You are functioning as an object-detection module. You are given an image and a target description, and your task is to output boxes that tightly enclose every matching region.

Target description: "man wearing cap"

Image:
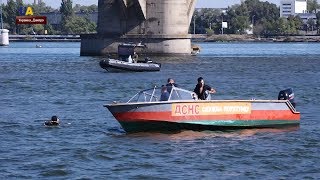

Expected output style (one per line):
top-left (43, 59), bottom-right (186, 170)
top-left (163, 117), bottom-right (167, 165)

top-left (193, 77), bottom-right (216, 100)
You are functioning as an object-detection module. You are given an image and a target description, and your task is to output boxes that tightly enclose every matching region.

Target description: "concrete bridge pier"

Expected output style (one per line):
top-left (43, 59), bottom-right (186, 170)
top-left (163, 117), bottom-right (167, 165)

top-left (81, 0), bottom-right (197, 56)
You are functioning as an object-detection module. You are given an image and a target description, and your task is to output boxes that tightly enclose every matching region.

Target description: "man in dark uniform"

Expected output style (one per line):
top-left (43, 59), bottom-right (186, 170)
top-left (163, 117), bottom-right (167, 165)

top-left (166, 78), bottom-right (178, 93)
top-left (193, 77), bottom-right (216, 100)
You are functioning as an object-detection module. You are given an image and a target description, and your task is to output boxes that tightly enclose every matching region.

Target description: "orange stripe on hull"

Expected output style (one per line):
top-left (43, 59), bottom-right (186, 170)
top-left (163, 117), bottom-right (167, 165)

top-left (114, 110), bottom-right (300, 122)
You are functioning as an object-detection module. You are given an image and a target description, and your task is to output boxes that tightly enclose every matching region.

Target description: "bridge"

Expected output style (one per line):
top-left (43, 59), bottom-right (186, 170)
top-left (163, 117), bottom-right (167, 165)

top-left (80, 0), bottom-right (198, 56)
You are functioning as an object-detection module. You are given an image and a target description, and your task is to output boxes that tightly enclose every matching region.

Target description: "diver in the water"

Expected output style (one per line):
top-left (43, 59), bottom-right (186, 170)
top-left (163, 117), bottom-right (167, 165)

top-left (44, 116), bottom-right (60, 126)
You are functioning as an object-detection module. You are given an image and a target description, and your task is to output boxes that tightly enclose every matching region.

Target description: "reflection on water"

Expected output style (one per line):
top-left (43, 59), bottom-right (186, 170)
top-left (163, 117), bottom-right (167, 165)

top-left (236, 126), bottom-right (300, 136)
top-left (123, 126), bottom-right (300, 141)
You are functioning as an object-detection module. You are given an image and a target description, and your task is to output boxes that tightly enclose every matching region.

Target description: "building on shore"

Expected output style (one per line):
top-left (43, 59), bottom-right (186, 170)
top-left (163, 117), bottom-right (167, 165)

top-left (0, 29), bottom-right (9, 46)
top-left (297, 13), bottom-right (317, 24)
top-left (280, 0), bottom-right (307, 18)
top-left (280, 0), bottom-right (318, 33)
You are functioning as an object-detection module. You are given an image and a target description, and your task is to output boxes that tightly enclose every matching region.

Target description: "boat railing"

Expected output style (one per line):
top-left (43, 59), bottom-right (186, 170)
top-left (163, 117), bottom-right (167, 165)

top-left (127, 86), bottom-right (160, 103)
top-left (168, 86), bottom-right (197, 101)
top-left (150, 86), bottom-right (157, 102)
top-left (286, 100), bottom-right (300, 113)
top-left (126, 86), bottom-right (196, 103)
top-left (205, 91), bottom-right (212, 100)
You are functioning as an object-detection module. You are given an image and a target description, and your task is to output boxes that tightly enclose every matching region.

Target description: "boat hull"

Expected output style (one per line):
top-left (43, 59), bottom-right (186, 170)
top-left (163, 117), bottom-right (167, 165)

top-left (118, 121), bottom-right (299, 133)
top-left (105, 100), bottom-right (300, 132)
top-left (100, 59), bottom-right (161, 72)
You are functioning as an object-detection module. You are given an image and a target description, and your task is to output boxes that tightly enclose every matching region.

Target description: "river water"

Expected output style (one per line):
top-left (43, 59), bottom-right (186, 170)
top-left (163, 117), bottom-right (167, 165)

top-left (0, 42), bottom-right (319, 179)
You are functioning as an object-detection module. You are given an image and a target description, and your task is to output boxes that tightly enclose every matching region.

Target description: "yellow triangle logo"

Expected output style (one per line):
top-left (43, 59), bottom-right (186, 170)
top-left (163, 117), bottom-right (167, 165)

top-left (25, 6), bottom-right (34, 16)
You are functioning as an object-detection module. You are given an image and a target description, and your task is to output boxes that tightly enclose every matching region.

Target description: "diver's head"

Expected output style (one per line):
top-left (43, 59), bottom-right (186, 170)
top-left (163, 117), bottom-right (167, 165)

top-left (51, 116), bottom-right (58, 122)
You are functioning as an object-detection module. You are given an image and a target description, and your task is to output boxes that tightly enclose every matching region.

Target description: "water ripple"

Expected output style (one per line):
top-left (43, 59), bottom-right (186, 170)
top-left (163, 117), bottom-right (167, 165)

top-left (0, 42), bottom-right (319, 179)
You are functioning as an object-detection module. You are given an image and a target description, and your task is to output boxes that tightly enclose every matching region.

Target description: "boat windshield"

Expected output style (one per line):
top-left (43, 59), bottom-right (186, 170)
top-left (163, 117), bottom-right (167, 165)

top-left (127, 86), bottom-right (197, 103)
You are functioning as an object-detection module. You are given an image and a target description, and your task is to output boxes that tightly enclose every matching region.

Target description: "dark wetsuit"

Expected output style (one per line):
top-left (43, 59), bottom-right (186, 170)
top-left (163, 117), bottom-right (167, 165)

top-left (160, 91), bottom-right (170, 101)
top-left (194, 84), bottom-right (212, 100)
top-left (44, 121), bottom-right (59, 126)
top-left (166, 83), bottom-right (178, 93)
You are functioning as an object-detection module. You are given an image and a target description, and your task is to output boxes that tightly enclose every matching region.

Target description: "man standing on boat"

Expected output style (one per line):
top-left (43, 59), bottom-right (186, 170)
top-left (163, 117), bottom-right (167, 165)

top-left (166, 78), bottom-right (178, 93)
top-left (127, 55), bottom-right (133, 63)
top-left (194, 77), bottom-right (216, 100)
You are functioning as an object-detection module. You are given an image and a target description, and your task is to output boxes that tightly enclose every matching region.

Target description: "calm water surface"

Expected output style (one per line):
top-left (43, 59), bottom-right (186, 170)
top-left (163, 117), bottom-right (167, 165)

top-left (0, 42), bottom-right (319, 179)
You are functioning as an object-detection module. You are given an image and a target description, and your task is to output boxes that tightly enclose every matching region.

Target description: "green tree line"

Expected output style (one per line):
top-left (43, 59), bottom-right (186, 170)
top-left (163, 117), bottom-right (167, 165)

top-left (0, 0), bottom-right (97, 35)
top-left (190, 0), bottom-right (320, 36)
top-left (2, 0), bottom-right (319, 36)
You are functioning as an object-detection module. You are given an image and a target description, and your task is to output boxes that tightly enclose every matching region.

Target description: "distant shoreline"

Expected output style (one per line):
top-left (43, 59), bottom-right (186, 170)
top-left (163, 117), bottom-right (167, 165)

top-left (10, 39), bottom-right (80, 42)
top-left (9, 35), bottom-right (80, 42)
top-left (192, 34), bottom-right (320, 43)
top-left (8, 34), bottom-right (320, 43)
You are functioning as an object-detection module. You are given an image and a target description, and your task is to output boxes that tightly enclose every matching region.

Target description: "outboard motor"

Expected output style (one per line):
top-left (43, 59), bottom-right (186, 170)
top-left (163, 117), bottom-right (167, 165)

top-left (278, 88), bottom-right (296, 108)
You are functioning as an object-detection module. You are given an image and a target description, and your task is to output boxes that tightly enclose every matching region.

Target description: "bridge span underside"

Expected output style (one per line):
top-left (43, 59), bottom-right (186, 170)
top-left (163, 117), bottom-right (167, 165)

top-left (81, 0), bottom-right (197, 56)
